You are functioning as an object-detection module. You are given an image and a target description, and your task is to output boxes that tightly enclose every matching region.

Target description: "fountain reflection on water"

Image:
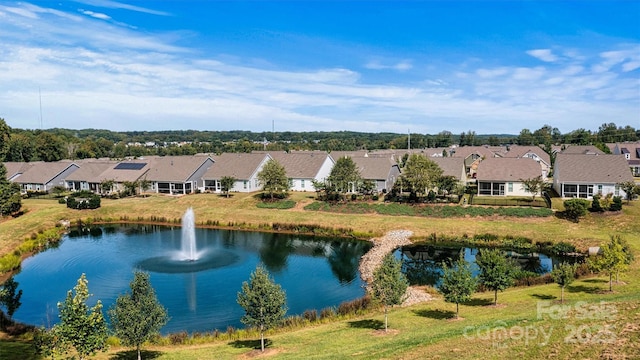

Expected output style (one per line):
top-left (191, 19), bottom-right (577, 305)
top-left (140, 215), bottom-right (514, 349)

top-left (137, 208), bottom-right (239, 273)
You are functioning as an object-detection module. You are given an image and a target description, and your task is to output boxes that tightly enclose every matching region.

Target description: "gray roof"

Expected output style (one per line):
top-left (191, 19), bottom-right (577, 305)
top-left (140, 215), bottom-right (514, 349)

top-left (2, 162), bottom-right (34, 180)
top-left (429, 157), bottom-right (466, 180)
top-left (64, 161), bottom-right (118, 183)
top-left (268, 151), bottom-right (332, 178)
top-left (145, 155), bottom-right (213, 182)
top-left (476, 157), bottom-right (541, 182)
top-left (561, 145), bottom-right (605, 155)
top-left (98, 159), bottom-right (151, 183)
top-left (554, 154), bottom-right (634, 183)
top-left (450, 145), bottom-right (502, 160)
top-left (503, 145), bottom-right (551, 165)
top-left (204, 153), bottom-right (269, 180)
top-left (350, 156), bottom-right (398, 180)
top-left (11, 161), bottom-right (79, 184)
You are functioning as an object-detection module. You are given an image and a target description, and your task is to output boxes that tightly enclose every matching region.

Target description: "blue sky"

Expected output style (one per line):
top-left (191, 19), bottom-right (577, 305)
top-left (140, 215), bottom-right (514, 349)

top-left (0, 1), bottom-right (638, 134)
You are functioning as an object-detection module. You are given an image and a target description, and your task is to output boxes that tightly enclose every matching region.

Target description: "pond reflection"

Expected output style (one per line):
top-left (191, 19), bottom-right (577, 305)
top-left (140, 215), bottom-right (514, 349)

top-left (13, 225), bottom-right (372, 334)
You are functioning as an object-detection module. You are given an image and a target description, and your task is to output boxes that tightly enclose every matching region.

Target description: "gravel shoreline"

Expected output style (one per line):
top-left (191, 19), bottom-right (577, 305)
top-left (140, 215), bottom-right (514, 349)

top-left (359, 230), bottom-right (433, 306)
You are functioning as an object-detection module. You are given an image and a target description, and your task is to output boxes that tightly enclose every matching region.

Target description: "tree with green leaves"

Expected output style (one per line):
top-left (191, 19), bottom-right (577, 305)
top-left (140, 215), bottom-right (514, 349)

top-left (475, 248), bottom-right (516, 306)
top-left (617, 181), bottom-right (638, 204)
top-left (220, 176), bottom-right (236, 198)
top-left (439, 255), bottom-right (476, 318)
top-left (0, 163), bottom-right (22, 217)
top-left (550, 263), bottom-right (576, 303)
top-left (54, 273), bottom-right (108, 360)
top-left (520, 175), bottom-right (549, 201)
top-left (588, 235), bottom-right (630, 292)
top-left (109, 271), bottom-right (168, 360)
top-left (237, 265), bottom-right (287, 352)
top-left (138, 178), bottom-right (151, 196)
top-left (100, 179), bottom-right (115, 195)
top-left (328, 156), bottom-right (361, 194)
top-left (257, 159), bottom-right (289, 200)
top-left (0, 277), bottom-right (22, 320)
top-left (401, 154), bottom-right (443, 200)
top-left (371, 253), bottom-right (409, 331)
top-left (0, 118), bottom-right (10, 161)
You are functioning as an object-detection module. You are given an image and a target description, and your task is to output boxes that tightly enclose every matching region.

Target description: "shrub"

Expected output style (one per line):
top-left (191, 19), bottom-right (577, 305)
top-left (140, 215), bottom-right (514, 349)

top-left (303, 309), bottom-right (318, 322)
top-left (256, 200), bottom-right (296, 209)
top-left (590, 194), bottom-right (604, 212)
top-left (609, 196), bottom-right (623, 211)
top-left (66, 191), bottom-right (101, 210)
top-left (563, 199), bottom-right (589, 222)
top-left (549, 242), bottom-right (577, 255)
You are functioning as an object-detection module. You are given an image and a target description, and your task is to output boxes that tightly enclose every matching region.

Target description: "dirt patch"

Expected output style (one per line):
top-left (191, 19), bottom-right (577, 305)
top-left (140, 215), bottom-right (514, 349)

top-left (372, 328), bottom-right (400, 336)
top-left (240, 348), bottom-right (283, 358)
top-left (446, 316), bottom-right (465, 322)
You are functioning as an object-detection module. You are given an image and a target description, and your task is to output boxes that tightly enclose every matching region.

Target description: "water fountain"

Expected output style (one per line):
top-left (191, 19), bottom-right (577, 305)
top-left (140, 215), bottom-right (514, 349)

top-left (136, 208), bottom-right (240, 273)
top-left (180, 208), bottom-right (198, 261)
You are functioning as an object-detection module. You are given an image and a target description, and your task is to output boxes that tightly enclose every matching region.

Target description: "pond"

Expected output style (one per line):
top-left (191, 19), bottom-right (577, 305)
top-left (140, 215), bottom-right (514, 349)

top-left (396, 244), bottom-right (582, 287)
top-left (11, 223), bottom-right (372, 334)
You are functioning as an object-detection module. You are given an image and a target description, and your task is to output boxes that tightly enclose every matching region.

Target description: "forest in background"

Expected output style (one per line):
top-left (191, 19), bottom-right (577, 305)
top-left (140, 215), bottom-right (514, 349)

top-left (0, 119), bottom-right (638, 162)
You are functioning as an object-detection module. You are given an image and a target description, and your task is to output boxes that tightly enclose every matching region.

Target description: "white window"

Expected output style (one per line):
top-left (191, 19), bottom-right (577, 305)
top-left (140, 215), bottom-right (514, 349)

top-left (508, 183), bottom-right (513, 192)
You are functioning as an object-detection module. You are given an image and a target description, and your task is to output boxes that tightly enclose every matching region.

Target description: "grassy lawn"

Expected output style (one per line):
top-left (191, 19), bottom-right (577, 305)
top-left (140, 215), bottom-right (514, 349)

top-left (1, 192), bottom-right (639, 359)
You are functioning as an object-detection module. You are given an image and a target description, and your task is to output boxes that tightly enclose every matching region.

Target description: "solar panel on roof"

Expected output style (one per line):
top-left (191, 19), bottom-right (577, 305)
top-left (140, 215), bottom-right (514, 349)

top-left (114, 162), bottom-right (147, 170)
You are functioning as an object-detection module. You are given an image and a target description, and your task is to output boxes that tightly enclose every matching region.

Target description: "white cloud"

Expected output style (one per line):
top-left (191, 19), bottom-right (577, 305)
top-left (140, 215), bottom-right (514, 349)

top-left (0, 2), bottom-right (638, 134)
top-left (526, 49), bottom-right (558, 62)
top-left (364, 59), bottom-right (413, 71)
top-left (80, 10), bottom-right (111, 20)
top-left (72, 0), bottom-right (170, 16)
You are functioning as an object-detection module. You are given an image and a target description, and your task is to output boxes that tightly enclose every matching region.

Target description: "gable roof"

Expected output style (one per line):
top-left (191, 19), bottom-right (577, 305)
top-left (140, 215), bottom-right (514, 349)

top-left (503, 145), bottom-right (551, 165)
top-left (2, 162), bottom-right (34, 181)
top-left (561, 145), bottom-right (605, 155)
top-left (11, 161), bottom-right (79, 184)
top-left (267, 151), bottom-right (332, 178)
top-left (350, 156), bottom-right (398, 180)
top-left (64, 161), bottom-right (118, 183)
top-left (145, 155), bottom-right (213, 182)
top-left (476, 157), bottom-right (541, 182)
top-left (204, 153), bottom-right (270, 180)
top-left (449, 145), bottom-right (501, 160)
top-left (429, 157), bottom-right (466, 180)
top-left (554, 154), bottom-right (634, 183)
top-left (97, 159), bottom-right (151, 183)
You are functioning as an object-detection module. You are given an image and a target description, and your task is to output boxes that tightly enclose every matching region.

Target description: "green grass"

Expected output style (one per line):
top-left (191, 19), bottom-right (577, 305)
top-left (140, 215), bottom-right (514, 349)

top-left (1, 193), bottom-right (640, 359)
top-left (256, 200), bottom-right (297, 209)
top-left (303, 201), bottom-right (553, 218)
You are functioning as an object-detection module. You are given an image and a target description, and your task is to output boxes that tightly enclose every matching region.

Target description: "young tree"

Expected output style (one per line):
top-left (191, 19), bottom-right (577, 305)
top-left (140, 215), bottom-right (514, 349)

top-left (327, 156), bottom-right (361, 194)
top-left (590, 194), bottom-right (604, 212)
top-left (550, 263), bottom-right (576, 303)
top-left (0, 277), bottom-right (23, 319)
top-left (220, 176), bottom-right (236, 198)
top-left (475, 249), bottom-right (516, 306)
top-left (55, 273), bottom-right (108, 360)
top-left (439, 255), bottom-right (476, 318)
top-left (138, 178), bottom-right (152, 196)
top-left (371, 253), bottom-right (409, 331)
top-left (617, 181), bottom-right (637, 204)
top-left (237, 265), bottom-right (287, 352)
top-left (257, 159), bottom-right (289, 200)
top-left (401, 154), bottom-right (443, 200)
top-left (100, 179), bottom-right (115, 195)
top-left (109, 271), bottom-right (168, 360)
top-left (588, 235), bottom-right (629, 292)
top-left (520, 175), bottom-right (549, 201)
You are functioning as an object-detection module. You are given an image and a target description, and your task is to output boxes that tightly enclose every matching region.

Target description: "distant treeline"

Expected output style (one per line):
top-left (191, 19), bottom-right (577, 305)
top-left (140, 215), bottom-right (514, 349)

top-left (0, 119), bottom-right (638, 162)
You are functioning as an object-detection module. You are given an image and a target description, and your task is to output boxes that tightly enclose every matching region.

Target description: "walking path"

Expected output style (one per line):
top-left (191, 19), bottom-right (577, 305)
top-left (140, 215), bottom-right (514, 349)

top-left (359, 230), bottom-right (433, 306)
